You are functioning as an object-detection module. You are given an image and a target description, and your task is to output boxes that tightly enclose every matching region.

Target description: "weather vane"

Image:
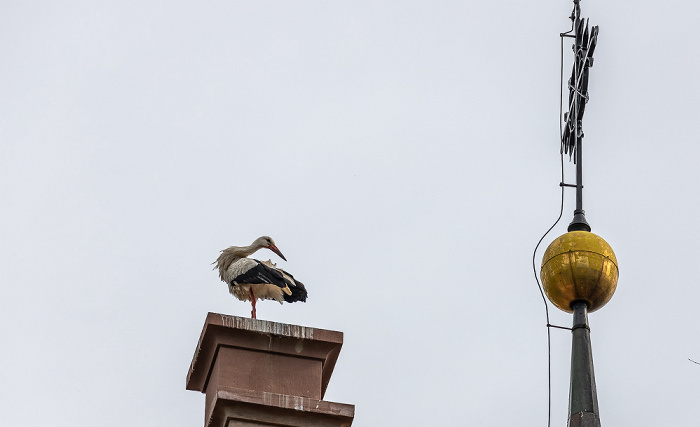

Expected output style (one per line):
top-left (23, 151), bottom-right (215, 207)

top-left (561, 0), bottom-right (598, 232)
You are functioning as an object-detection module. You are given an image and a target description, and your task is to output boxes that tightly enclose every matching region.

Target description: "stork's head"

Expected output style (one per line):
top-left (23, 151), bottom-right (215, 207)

top-left (253, 236), bottom-right (287, 261)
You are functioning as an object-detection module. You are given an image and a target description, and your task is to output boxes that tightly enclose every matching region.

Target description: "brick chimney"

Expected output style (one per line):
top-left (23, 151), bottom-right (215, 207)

top-left (187, 313), bottom-right (355, 426)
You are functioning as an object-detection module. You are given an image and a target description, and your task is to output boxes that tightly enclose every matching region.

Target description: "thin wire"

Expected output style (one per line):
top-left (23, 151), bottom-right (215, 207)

top-left (531, 167), bottom-right (563, 427)
top-left (531, 30), bottom-right (570, 427)
top-left (547, 323), bottom-right (572, 331)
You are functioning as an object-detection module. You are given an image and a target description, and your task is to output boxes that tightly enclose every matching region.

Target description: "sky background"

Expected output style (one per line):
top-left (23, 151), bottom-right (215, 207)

top-left (1, 1), bottom-right (698, 425)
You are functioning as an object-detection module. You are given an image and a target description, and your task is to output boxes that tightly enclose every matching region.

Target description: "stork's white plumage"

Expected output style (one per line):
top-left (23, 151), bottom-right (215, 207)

top-left (214, 236), bottom-right (307, 319)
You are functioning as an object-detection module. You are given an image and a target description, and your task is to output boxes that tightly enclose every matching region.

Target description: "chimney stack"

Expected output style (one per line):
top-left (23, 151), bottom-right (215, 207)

top-left (187, 313), bottom-right (355, 426)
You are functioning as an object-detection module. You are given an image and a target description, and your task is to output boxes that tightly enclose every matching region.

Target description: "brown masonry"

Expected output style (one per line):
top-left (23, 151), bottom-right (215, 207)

top-left (187, 313), bottom-right (355, 427)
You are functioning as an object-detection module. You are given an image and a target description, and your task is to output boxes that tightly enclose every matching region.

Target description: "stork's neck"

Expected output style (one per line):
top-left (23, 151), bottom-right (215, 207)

top-left (230, 243), bottom-right (263, 259)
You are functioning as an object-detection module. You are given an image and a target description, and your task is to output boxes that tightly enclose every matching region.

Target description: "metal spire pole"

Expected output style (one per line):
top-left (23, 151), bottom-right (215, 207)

top-left (568, 301), bottom-right (601, 427)
top-left (560, 1), bottom-right (603, 425)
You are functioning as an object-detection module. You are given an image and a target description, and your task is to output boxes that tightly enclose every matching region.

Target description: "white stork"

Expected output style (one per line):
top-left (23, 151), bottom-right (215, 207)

top-left (214, 236), bottom-right (307, 319)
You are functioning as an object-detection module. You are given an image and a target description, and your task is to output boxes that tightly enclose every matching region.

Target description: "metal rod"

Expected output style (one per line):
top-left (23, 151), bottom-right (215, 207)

top-left (568, 301), bottom-right (601, 427)
top-left (576, 138), bottom-right (583, 212)
top-left (567, 121), bottom-right (590, 231)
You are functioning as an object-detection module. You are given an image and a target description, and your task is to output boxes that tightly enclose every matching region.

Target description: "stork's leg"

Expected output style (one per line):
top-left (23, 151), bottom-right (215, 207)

top-left (250, 288), bottom-right (257, 319)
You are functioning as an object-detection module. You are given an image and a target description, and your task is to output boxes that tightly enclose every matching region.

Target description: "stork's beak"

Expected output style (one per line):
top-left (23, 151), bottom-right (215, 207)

top-left (268, 244), bottom-right (287, 261)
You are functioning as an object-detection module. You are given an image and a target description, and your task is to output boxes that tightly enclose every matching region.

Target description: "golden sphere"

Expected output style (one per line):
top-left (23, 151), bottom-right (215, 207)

top-left (540, 231), bottom-right (619, 313)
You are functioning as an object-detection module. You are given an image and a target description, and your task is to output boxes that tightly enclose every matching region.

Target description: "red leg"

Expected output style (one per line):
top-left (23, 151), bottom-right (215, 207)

top-left (250, 288), bottom-right (257, 319)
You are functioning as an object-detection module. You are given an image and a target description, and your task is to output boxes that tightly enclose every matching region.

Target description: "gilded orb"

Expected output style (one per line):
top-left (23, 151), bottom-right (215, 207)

top-left (540, 231), bottom-right (618, 313)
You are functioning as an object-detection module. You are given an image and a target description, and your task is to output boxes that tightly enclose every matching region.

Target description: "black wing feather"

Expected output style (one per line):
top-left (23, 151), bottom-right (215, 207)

top-left (232, 261), bottom-right (289, 287)
top-left (231, 261), bottom-right (308, 303)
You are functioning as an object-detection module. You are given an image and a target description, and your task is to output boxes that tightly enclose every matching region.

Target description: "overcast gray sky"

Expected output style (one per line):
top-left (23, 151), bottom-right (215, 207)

top-left (1, 1), bottom-right (698, 425)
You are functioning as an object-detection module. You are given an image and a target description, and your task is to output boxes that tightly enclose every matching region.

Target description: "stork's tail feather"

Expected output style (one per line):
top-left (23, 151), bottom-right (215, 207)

top-left (283, 280), bottom-right (308, 303)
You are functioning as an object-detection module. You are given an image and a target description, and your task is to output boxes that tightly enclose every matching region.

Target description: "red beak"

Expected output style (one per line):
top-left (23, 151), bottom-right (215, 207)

top-left (268, 244), bottom-right (287, 261)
